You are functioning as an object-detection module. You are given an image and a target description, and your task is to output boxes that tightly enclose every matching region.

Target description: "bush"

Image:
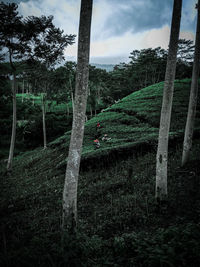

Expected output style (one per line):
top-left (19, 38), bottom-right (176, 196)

top-left (112, 223), bottom-right (200, 266)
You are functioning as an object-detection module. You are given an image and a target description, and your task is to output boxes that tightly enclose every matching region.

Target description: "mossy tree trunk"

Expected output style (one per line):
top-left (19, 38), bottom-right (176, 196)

top-left (182, 0), bottom-right (200, 166)
top-left (155, 0), bottom-right (182, 201)
top-left (62, 0), bottom-right (93, 232)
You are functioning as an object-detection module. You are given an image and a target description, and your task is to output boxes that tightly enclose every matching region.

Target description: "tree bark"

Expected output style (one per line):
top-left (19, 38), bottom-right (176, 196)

top-left (155, 0), bottom-right (182, 201)
top-left (7, 73), bottom-right (17, 171)
top-left (182, 0), bottom-right (200, 166)
top-left (62, 0), bottom-right (93, 232)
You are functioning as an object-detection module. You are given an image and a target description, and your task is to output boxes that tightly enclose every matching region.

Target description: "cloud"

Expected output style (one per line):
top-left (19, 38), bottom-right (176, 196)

top-left (89, 26), bottom-right (195, 63)
top-left (142, 26), bottom-right (194, 50)
top-left (5, 0), bottom-right (196, 64)
top-left (18, 0), bottom-right (80, 35)
top-left (181, 0), bottom-right (197, 32)
top-left (101, 0), bottom-right (174, 37)
top-left (1, 0), bottom-right (29, 3)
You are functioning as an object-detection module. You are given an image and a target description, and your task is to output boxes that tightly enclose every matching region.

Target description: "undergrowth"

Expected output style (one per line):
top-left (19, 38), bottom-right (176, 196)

top-left (1, 79), bottom-right (200, 266)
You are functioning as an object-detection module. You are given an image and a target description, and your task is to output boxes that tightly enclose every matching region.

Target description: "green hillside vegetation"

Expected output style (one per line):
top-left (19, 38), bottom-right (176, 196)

top-left (1, 79), bottom-right (200, 266)
top-left (16, 93), bottom-right (73, 114)
top-left (51, 79), bottom-right (200, 165)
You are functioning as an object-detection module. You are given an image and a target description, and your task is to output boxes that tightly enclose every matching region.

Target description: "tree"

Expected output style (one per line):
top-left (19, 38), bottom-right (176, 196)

top-left (62, 0), bottom-right (93, 232)
top-left (155, 0), bottom-right (182, 201)
top-left (49, 63), bottom-right (76, 116)
top-left (177, 39), bottom-right (194, 63)
top-left (87, 65), bottom-right (108, 116)
top-left (0, 2), bottom-right (25, 171)
top-left (176, 39), bottom-right (194, 79)
top-left (25, 19), bottom-right (75, 149)
top-left (0, 2), bottom-right (75, 169)
top-left (182, 1), bottom-right (200, 166)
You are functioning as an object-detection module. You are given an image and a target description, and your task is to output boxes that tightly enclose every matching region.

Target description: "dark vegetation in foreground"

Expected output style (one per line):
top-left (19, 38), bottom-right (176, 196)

top-left (0, 79), bottom-right (200, 266)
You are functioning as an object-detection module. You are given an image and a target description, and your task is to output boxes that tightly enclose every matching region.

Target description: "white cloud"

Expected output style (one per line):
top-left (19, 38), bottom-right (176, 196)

top-left (91, 0), bottom-right (114, 40)
top-left (89, 26), bottom-right (195, 63)
top-left (17, 0), bottom-right (196, 64)
top-left (142, 26), bottom-right (170, 49)
top-left (19, 0), bottom-right (80, 35)
top-left (181, 0), bottom-right (197, 30)
top-left (90, 31), bottom-right (145, 58)
top-left (142, 25), bottom-right (194, 50)
top-left (19, 1), bottom-right (42, 17)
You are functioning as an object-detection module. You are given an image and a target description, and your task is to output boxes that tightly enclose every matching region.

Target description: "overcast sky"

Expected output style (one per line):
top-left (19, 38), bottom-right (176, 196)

top-left (3, 0), bottom-right (197, 64)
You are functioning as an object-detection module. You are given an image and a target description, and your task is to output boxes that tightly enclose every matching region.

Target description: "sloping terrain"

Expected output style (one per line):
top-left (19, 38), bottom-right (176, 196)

top-left (50, 79), bottom-right (200, 168)
top-left (0, 78), bottom-right (200, 266)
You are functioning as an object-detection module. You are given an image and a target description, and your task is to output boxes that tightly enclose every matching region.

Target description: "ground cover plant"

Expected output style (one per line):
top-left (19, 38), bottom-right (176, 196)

top-left (0, 78), bottom-right (200, 266)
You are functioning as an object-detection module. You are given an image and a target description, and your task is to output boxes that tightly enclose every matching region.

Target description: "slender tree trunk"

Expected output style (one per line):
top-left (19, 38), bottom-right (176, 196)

top-left (67, 103), bottom-right (69, 117)
top-left (42, 94), bottom-right (47, 149)
top-left (97, 87), bottom-right (101, 104)
top-left (157, 71), bottom-right (161, 83)
top-left (62, 0), bottom-right (93, 232)
top-left (26, 82), bottom-right (28, 94)
top-left (90, 106), bottom-right (93, 117)
top-left (7, 72), bottom-right (17, 171)
top-left (155, 0), bottom-right (182, 201)
top-left (69, 76), bottom-right (75, 116)
top-left (144, 69), bottom-right (147, 87)
top-left (22, 79), bottom-right (24, 103)
top-left (182, 1), bottom-right (200, 166)
top-left (71, 92), bottom-right (74, 116)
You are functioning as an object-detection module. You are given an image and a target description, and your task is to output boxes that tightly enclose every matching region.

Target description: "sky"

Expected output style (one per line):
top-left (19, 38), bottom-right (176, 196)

top-left (3, 0), bottom-right (197, 64)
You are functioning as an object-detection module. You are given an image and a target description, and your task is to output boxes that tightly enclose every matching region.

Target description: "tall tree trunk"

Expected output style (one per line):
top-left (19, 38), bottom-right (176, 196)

top-left (42, 94), bottom-right (47, 149)
top-left (26, 82), bottom-right (28, 94)
top-left (182, 1), bottom-right (200, 166)
top-left (69, 75), bottom-right (75, 116)
top-left (62, 0), bottom-right (93, 232)
top-left (90, 106), bottom-right (93, 117)
top-left (67, 103), bottom-right (69, 117)
top-left (155, 0), bottom-right (182, 201)
top-left (71, 92), bottom-right (74, 116)
top-left (22, 78), bottom-right (24, 103)
top-left (7, 72), bottom-right (17, 171)
top-left (157, 71), bottom-right (161, 83)
top-left (144, 69), bottom-right (147, 87)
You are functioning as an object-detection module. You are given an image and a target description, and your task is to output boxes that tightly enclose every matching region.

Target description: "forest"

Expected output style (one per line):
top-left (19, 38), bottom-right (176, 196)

top-left (0, 0), bottom-right (200, 266)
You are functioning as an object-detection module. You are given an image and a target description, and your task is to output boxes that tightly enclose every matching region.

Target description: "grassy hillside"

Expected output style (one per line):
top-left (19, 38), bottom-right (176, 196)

top-left (51, 79), bottom-right (200, 166)
top-left (1, 79), bottom-right (200, 266)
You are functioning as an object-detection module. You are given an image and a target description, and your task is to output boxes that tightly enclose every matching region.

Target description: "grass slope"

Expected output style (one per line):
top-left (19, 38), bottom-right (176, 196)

top-left (1, 79), bottom-right (200, 266)
top-left (51, 79), bottom-right (200, 167)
